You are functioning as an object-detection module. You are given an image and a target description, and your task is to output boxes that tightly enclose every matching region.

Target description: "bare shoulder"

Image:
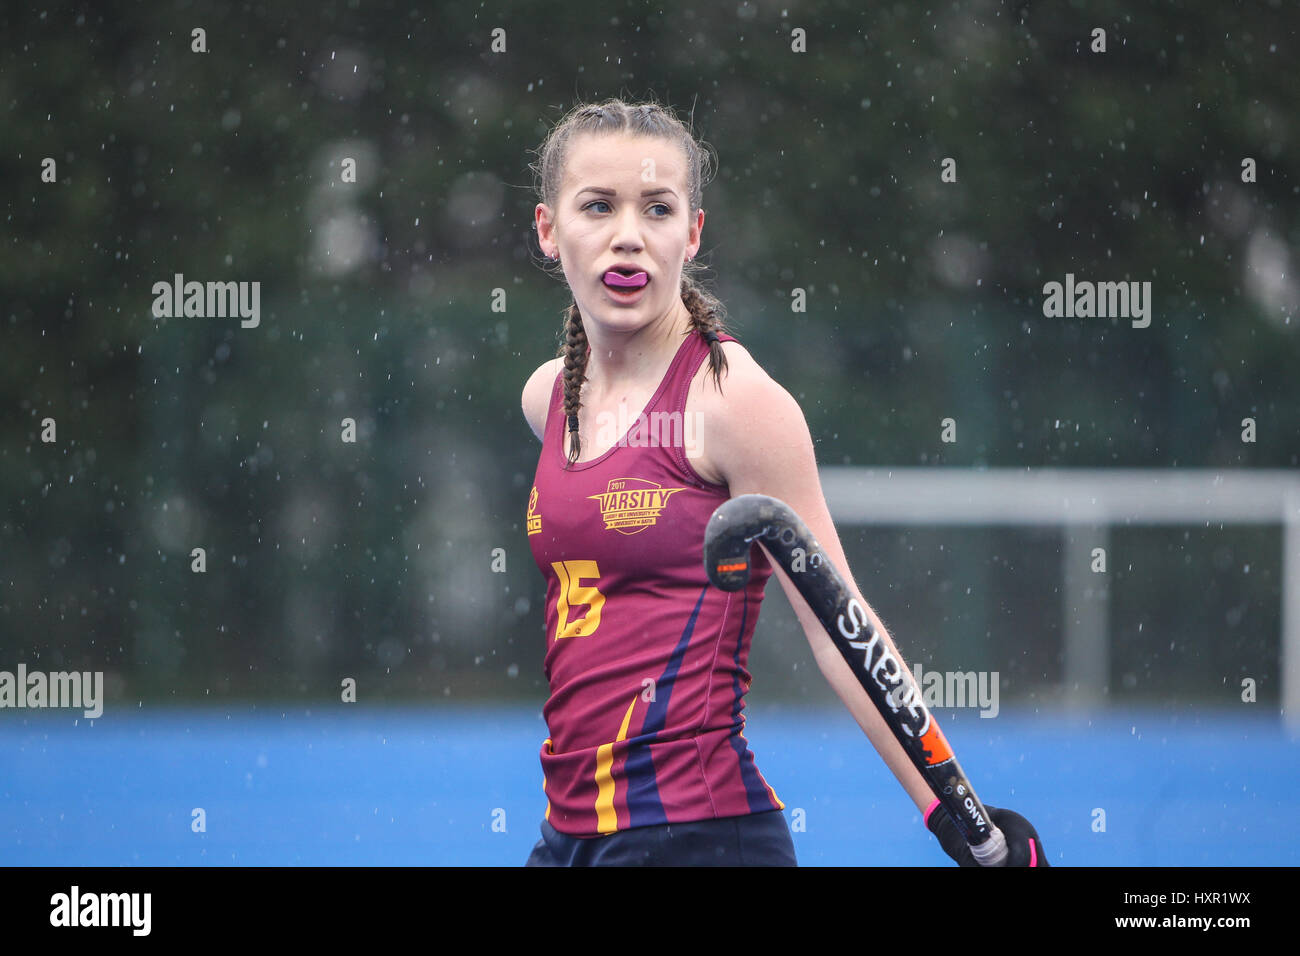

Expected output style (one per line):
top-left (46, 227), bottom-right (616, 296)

top-left (522, 357), bottom-right (563, 441)
top-left (688, 340), bottom-right (769, 409)
top-left (687, 339), bottom-right (808, 487)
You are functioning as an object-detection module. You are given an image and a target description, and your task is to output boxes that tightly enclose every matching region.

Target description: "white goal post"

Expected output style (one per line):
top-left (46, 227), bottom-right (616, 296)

top-left (819, 467), bottom-right (1300, 731)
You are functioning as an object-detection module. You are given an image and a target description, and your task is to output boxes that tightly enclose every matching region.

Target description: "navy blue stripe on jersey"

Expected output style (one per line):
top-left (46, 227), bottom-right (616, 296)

top-left (625, 584), bottom-right (708, 827)
top-left (727, 587), bottom-right (778, 812)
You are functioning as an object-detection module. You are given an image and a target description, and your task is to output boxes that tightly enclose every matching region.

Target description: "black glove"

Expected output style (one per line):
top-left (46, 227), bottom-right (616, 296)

top-left (925, 801), bottom-right (1049, 867)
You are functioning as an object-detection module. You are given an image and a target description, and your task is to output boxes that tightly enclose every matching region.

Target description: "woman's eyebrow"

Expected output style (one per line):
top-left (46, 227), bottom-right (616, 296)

top-left (576, 186), bottom-right (678, 198)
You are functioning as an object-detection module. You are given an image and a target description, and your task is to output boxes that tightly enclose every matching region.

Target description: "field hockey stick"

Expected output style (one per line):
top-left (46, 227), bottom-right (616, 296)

top-left (703, 493), bottom-right (1009, 866)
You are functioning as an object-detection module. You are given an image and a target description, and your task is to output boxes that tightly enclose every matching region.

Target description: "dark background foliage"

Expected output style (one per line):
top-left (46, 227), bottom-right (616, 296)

top-left (2, 0), bottom-right (1294, 708)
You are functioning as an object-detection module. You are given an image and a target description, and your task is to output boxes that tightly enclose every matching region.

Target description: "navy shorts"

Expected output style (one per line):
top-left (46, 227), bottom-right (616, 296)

top-left (524, 809), bottom-right (797, 866)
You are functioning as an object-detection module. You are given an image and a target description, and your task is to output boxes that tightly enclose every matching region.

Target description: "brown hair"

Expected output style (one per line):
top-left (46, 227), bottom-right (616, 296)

top-left (530, 96), bottom-right (730, 467)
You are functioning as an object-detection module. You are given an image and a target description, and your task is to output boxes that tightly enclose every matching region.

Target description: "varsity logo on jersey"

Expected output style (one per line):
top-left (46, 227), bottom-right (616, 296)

top-left (527, 485), bottom-right (542, 535)
top-left (587, 477), bottom-right (686, 535)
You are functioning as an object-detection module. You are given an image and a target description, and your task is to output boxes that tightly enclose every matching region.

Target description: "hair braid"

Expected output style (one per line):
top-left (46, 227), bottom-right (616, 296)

top-left (558, 304), bottom-right (589, 466)
top-left (680, 280), bottom-right (729, 394)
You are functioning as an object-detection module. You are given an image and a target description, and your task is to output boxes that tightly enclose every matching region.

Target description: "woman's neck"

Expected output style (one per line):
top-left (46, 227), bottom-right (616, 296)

top-left (580, 301), bottom-right (693, 398)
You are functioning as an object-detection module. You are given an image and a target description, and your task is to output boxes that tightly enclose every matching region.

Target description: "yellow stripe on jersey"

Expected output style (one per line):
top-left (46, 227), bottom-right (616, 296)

top-left (543, 738), bottom-right (552, 821)
top-left (593, 694), bottom-right (639, 834)
top-left (739, 722), bottom-right (785, 810)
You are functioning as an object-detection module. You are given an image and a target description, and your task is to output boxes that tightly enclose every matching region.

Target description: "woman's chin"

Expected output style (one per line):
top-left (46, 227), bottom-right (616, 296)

top-left (579, 293), bottom-right (660, 328)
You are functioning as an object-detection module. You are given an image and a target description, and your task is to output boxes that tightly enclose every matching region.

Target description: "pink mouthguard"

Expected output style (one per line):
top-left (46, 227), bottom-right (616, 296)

top-left (604, 270), bottom-right (649, 289)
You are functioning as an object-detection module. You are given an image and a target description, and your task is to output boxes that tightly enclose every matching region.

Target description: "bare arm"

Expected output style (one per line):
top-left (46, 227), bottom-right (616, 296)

top-left (521, 358), bottom-right (562, 442)
top-left (704, 346), bottom-right (935, 815)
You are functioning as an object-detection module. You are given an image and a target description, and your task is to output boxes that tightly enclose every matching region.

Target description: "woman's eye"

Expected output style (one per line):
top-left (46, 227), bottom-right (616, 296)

top-left (583, 200), bottom-right (672, 217)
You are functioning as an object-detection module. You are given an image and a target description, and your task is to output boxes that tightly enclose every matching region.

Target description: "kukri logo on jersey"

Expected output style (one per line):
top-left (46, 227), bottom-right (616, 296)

top-left (527, 486), bottom-right (542, 535)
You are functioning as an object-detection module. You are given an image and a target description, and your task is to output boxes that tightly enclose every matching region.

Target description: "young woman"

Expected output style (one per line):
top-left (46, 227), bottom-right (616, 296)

top-left (520, 98), bottom-right (1047, 866)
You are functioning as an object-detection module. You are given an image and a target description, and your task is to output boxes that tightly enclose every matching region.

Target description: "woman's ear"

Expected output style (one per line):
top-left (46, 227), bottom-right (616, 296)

top-left (686, 207), bottom-right (706, 260)
top-left (535, 203), bottom-right (558, 257)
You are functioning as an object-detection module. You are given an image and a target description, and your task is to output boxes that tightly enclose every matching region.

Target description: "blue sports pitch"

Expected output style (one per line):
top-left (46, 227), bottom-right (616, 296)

top-left (2, 704), bottom-right (1295, 866)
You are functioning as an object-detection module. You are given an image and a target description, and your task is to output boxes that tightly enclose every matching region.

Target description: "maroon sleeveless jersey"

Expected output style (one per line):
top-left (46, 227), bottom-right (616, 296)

top-left (527, 328), bottom-right (784, 837)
